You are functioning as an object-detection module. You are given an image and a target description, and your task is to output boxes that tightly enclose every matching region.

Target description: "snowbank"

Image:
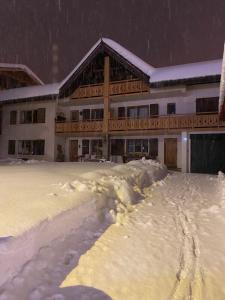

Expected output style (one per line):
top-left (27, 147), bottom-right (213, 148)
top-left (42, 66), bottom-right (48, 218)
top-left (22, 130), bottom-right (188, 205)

top-left (0, 160), bottom-right (167, 286)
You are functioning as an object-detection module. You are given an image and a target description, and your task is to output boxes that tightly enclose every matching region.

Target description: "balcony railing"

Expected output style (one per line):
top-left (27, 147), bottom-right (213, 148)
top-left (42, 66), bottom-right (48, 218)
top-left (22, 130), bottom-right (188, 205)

top-left (109, 114), bottom-right (225, 131)
top-left (55, 120), bottom-right (103, 133)
top-left (56, 114), bottom-right (225, 134)
top-left (72, 79), bottom-right (150, 99)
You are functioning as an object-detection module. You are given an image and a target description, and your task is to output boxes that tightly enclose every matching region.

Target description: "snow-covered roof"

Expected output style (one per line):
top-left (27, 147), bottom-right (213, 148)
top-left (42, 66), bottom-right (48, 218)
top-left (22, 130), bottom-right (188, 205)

top-left (150, 59), bottom-right (222, 83)
top-left (59, 38), bottom-right (155, 89)
top-left (0, 63), bottom-right (44, 85)
top-left (219, 44), bottom-right (225, 114)
top-left (0, 83), bottom-right (59, 102)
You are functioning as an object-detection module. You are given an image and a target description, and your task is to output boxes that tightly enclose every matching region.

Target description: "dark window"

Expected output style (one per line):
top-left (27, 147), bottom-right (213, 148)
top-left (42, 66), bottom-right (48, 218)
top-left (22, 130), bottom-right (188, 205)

top-left (91, 140), bottom-right (103, 156)
top-left (18, 140), bottom-right (32, 155)
top-left (71, 110), bottom-right (79, 122)
top-left (33, 140), bottom-right (45, 155)
top-left (20, 111), bottom-right (32, 124)
top-left (150, 104), bottom-right (159, 117)
top-left (17, 140), bottom-right (45, 155)
top-left (33, 108), bottom-right (45, 123)
top-left (127, 139), bottom-right (148, 154)
top-left (10, 111), bottom-right (17, 124)
top-left (118, 107), bottom-right (126, 119)
top-left (196, 97), bottom-right (219, 114)
top-left (111, 139), bottom-right (125, 155)
top-left (167, 103), bottom-right (176, 115)
top-left (138, 106), bottom-right (149, 118)
top-left (8, 140), bottom-right (16, 155)
top-left (127, 106), bottom-right (149, 119)
top-left (82, 109), bottom-right (90, 121)
top-left (82, 140), bottom-right (89, 155)
top-left (91, 109), bottom-right (104, 121)
top-left (149, 139), bottom-right (158, 159)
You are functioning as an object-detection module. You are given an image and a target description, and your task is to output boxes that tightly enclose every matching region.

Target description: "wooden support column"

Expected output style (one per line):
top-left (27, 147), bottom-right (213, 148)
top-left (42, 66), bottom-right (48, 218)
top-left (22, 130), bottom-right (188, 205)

top-left (103, 56), bottom-right (110, 159)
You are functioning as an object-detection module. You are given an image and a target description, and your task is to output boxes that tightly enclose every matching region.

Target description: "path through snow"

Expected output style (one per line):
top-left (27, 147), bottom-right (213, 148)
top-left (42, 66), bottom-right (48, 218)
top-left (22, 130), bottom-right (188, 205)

top-left (1, 172), bottom-right (225, 299)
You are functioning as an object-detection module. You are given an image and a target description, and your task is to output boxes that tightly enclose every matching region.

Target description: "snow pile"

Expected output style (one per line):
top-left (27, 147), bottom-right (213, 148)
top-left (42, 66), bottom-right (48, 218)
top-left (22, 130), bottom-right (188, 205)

top-left (0, 160), bottom-right (167, 287)
top-left (69, 159), bottom-right (167, 223)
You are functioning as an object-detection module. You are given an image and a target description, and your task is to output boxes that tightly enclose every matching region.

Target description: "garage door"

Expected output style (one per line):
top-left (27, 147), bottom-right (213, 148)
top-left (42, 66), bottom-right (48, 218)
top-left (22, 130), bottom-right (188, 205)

top-left (191, 134), bottom-right (225, 174)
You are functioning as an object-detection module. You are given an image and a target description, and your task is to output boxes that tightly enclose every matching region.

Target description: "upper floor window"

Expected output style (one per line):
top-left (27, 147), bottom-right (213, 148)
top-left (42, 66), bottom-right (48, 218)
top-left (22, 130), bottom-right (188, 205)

top-left (196, 97), bottom-right (219, 114)
top-left (91, 109), bottom-right (104, 121)
top-left (20, 108), bottom-right (45, 124)
top-left (167, 103), bottom-right (176, 115)
top-left (150, 104), bottom-right (159, 117)
top-left (71, 110), bottom-right (79, 122)
top-left (10, 111), bottom-right (17, 124)
top-left (127, 106), bottom-right (149, 119)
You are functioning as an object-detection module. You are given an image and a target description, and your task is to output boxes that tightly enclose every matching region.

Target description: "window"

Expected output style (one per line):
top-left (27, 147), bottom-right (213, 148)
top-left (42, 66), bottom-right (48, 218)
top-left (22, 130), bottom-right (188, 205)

top-left (149, 139), bottom-right (158, 159)
top-left (118, 107), bottom-right (125, 119)
top-left (20, 110), bottom-right (32, 124)
top-left (127, 106), bottom-right (149, 119)
top-left (167, 103), bottom-right (176, 115)
top-left (138, 106), bottom-right (149, 118)
top-left (71, 110), bottom-right (79, 122)
top-left (33, 140), bottom-right (45, 155)
top-left (82, 140), bottom-right (89, 155)
top-left (10, 111), bottom-right (17, 124)
top-left (8, 140), bottom-right (16, 155)
top-left (127, 139), bottom-right (148, 154)
top-left (18, 140), bottom-right (32, 155)
top-left (150, 104), bottom-right (159, 117)
top-left (91, 109), bottom-right (104, 121)
top-left (91, 140), bottom-right (103, 156)
top-left (20, 108), bottom-right (45, 124)
top-left (18, 140), bottom-right (45, 155)
top-left (82, 109), bottom-right (90, 121)
top-left (111, 139), bottom-right (125, 155)
top-left (196, 97), bottom-right (219, 114)
top-left (33, 108), bottom-right (45, 123)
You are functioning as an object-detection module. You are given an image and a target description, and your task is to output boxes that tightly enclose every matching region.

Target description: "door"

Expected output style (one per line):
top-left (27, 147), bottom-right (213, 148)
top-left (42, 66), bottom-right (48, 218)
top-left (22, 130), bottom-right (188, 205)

top-left (191, 134), bottom-right (225, 174)
top-left (69, 140), bottom-right (78, 161)
top-left (164, 138), bottom-right (177, 168)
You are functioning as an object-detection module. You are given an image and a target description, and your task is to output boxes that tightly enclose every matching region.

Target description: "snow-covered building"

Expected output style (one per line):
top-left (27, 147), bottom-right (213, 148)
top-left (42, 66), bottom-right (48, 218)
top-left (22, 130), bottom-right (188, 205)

top-left (0, 38), bottom-right (224, 173)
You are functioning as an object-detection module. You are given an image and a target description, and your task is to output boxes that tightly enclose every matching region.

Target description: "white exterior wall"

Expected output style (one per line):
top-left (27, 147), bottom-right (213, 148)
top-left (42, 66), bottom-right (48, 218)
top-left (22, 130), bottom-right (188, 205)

top-left (0, 100), bottom-right (56, 161)
top-left (58, 83), bottom-right (219, 120)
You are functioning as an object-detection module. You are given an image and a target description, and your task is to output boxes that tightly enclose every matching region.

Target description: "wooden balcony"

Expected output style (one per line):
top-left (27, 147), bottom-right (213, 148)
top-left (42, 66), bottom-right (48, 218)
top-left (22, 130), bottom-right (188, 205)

top-left (109, 114), bottom-right (225, 132)
top-left (56, 114), bottom-right (225, 135)
top-left (72, 79), bottom-right (150, 99)
top-left (55, 121), bottom-right (103, 134)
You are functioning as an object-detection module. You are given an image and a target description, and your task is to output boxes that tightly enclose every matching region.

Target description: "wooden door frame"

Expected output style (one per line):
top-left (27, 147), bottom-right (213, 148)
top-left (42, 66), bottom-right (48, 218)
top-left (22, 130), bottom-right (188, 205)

top-left (164, 138), bottom-right (177, 168)
top-left (69, 139), bottom-right (79, 162)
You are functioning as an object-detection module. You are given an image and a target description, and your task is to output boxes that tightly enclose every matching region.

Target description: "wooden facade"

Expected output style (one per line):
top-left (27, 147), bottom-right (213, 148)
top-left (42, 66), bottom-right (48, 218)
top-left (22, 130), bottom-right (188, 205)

top-left (71, 79), bottom-right (150, 99)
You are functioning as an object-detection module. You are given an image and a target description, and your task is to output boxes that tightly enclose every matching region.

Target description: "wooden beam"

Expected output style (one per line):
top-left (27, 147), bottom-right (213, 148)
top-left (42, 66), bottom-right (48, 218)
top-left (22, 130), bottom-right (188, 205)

top-left (103, 56), bottom-right (110, 133)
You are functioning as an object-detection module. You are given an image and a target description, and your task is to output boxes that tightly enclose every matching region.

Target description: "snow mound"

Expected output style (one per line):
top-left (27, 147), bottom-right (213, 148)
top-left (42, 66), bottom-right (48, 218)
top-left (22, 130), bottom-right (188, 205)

top-left (70, 159), bottom-right (167, 223)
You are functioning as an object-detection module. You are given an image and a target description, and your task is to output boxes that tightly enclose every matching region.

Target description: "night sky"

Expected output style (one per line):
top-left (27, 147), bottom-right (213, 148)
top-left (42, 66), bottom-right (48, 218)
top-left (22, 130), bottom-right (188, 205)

top-left (0, 0), bottom-right (224, 83)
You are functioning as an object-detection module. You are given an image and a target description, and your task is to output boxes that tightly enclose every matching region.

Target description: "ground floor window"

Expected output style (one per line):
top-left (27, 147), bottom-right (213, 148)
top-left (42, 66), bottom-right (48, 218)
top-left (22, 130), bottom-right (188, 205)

top-left (149, 138), bottom-right (158, 159)
top-left (82, 140), bottom-right (90, 155)
top-left (18, 140), bottom-right (45, 155)
top-left (91, 140), bottom-right (103, 156)
top-left (127, 139), bottom-right (148, 154)
top-left (8, 140), bottom-right (16, 155)
top-left (111, 139), bottom-right (125, 155)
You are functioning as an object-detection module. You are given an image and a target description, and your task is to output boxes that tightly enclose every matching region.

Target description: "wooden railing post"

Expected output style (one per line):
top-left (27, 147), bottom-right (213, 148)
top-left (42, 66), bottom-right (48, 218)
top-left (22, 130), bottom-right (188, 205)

top-left (103, 56), bottom-right (110, 159)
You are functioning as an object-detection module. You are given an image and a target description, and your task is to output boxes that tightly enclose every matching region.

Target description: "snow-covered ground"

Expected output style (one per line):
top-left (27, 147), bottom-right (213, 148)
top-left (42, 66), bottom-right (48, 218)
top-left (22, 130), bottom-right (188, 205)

top-left (1, 161), bottom-right (225, 299)
top-left (0, 159), bottom-right (166, 294)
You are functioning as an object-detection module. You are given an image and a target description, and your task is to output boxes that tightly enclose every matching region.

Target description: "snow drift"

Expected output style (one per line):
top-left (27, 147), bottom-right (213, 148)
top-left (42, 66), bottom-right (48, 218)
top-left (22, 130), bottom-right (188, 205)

top-left (0, 159), bottom-right (167, 286)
